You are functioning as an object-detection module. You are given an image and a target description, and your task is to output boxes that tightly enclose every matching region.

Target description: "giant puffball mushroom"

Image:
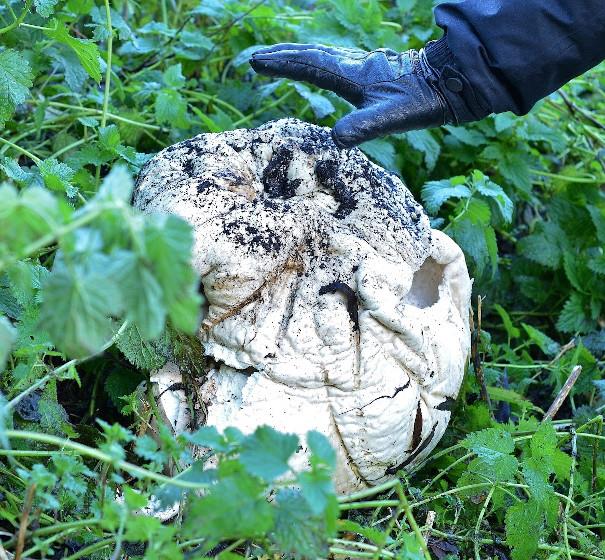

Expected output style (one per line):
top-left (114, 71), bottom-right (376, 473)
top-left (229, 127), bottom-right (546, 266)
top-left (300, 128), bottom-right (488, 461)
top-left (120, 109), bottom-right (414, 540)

top-left (133, 118), bottom-right (472, 493)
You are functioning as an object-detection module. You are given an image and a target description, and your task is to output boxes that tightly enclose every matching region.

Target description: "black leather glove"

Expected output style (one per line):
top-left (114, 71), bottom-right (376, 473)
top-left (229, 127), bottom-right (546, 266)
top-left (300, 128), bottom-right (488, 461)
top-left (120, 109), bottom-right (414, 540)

top-left (249, 37), bottom-right (490, 148)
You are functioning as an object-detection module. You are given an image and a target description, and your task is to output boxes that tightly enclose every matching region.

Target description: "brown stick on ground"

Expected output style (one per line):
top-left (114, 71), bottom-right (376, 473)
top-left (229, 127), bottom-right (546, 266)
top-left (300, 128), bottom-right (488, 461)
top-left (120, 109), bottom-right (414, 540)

top-left (471, 296), bottom-right (492, 415)
top-left (543, 365), bottom-right (583, 422)
top-left (14, 483), bottom-right (36, 560)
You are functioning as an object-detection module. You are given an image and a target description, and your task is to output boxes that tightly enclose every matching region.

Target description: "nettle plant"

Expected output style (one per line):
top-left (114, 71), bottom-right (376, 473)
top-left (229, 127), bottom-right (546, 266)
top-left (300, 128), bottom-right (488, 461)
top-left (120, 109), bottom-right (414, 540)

top-left (0, 0), bottom-right (604, 558)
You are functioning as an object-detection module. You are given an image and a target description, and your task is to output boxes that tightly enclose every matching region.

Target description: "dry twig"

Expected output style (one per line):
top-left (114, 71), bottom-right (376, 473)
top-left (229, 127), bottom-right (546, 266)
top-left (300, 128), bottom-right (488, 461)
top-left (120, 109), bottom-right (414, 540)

top-left (543, 365), bottom-right (583, 421)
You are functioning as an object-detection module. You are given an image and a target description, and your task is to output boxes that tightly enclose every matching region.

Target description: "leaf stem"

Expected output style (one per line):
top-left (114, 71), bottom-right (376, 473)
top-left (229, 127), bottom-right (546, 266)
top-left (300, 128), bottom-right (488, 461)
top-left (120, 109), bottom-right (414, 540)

top-left (3, 430), bottom-right (210, 489)
top-left (100, 0), bottom-right (113, 129)
top-left (0, 0), bottom-right (32, 35)
top-left (0, 137), bottom-right (42, 164)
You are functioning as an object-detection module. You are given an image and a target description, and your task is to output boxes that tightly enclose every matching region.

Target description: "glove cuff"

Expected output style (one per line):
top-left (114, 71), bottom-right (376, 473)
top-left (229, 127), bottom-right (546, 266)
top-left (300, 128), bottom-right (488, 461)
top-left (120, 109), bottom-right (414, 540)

top-left (423, 36), bottom-right (491, 124)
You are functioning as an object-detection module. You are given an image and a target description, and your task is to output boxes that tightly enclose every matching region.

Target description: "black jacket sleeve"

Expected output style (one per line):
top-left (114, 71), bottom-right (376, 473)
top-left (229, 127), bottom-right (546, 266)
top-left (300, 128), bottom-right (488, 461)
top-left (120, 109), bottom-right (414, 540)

top-left (429, 0), bottom-right (605, 116)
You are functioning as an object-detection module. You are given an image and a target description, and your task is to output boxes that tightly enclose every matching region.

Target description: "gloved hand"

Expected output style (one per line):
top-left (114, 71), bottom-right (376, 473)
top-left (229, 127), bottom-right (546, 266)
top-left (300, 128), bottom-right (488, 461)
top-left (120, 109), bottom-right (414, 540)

top-left (249, 39), bottom-right (489, 148)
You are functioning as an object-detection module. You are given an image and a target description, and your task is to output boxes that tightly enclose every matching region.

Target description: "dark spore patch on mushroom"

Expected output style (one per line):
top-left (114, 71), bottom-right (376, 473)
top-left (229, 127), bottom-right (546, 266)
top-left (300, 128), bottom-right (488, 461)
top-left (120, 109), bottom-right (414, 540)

top-left (196, 178), bottom-right (218, 194)
top-left (262, 146), bottom-right (301, 199)
top-left (315, 159), bottom-right (358, 218)
top-left (410, 401), bottom-right (423, 452)
top-left (435, 396), bottom-right (457, 412)
top-left (385, 421), bottom-right (438, 474)
top-left (319, 281), bottom-right (359, 331)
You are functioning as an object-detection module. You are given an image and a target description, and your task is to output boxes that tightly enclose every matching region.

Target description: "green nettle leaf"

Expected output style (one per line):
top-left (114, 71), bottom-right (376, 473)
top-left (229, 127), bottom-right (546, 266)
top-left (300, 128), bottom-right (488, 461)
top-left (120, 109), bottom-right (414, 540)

top-left (472, 170), bottom-right (513, 223)
top-left (111, 251), bottom-right (166, 340)
top-left (144, 215), bottom-right (201, 333)
top-left (449, 218), bottom-right (497, 276)
top-left (517, 231), bottom-right (562, 268)
top-left (0, 315), bottom-right (16, 370)
top-left (557, 292), bottom-right (595, 333)
top-left (162, 64), bottom-right (187, 88)
top-left (39, 254), bottom-right (122, 358)
top-left (307, 430), bottom-right (336, 469)
top-left (293, 83), bottom-right (335, 118)
top-left (49, 46), bottom-right (90, 92)
top-left (155, 90), bottom-right (190, 128)
top-left (444, 125), bottom-right (486, 146)
top-left (521, 323), bottom-right (560, 356)
top-left (421, 177), bottom-right (470, 214)
top-left (587, 205), bottom-right (605, 243)
top-left (403, 129), bottom-right (440, 171)
top-left (493, 303), bottom-right (520, 339)
top-left (0, 184), bottom-right (65, 257)
top-left (0, 157), bottom-right (35, 185)
top-left (38, 158), bottom-right (76, 196)
top-left (462, 427), bottom-right (519, 482)
top-left (34, 0), bottom-right (59, 18)
top-left (505, 499), bottom-right (542, 560)
top-left (271, 489), bottom-right (329, 558)
top-left (0, 49), bottom-right (33, 127)
top-left (239, 425), bottom-right (299, 481)
top-left (116, 324), bottom-right (168, 371)
top-left (46, 24), bottom-right (102, 83)
top-left (185, 471), bottom-right (275, 540)
top-left (96, 164), bottom-right (134, 202)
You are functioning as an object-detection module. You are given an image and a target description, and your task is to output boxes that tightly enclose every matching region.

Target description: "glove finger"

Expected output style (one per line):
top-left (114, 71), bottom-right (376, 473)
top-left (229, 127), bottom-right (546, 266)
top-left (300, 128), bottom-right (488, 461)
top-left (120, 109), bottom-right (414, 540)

top-left (252, 43), bottom-right (363, 57)
top-left (250, 48), bottom-right (361, 100)
top-left (332, 103), bottom-right (398, 148)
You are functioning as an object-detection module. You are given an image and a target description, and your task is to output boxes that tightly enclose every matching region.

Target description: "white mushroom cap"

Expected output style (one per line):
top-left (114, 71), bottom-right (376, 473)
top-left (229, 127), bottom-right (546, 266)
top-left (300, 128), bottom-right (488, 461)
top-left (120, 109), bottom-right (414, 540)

top-left (133, 119), bottom-right (472, 492)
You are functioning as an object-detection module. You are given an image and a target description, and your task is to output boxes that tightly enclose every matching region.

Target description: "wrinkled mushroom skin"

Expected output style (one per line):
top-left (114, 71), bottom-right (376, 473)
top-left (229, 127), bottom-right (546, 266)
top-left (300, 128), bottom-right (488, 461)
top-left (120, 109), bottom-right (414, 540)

top-left (133, 119), bottom-right (472, 492)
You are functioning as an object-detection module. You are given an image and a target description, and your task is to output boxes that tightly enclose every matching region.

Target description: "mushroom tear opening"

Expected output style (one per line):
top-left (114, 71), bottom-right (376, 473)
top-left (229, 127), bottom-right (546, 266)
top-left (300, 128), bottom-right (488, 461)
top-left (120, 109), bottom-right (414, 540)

top-left (403, 257), bottom-right (444, 309)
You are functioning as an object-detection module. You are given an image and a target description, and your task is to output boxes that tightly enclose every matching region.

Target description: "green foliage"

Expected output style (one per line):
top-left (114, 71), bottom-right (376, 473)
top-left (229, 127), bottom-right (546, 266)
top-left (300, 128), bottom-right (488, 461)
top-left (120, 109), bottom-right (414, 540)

top-left (0, 0), bottom-right (604, 558)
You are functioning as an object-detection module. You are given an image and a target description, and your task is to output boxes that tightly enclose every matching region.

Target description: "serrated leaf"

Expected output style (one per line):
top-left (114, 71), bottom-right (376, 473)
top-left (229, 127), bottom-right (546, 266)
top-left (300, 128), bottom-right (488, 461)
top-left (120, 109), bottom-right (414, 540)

top-left (155, 90), bottom-right (189, 128)
top-left (487, 386), bottom-right (541, 413)
top-left (184, 470), bottom-right (275, 540)
top-left (517, 232), bottom-right (562, 268)
top-left (271, 489), bottom-right (329, 558)
top-left (46, 24), bottom-right (102, 83)
top-left (449, 217), bottom-right (496, 276)
top-left (557, 293), bottom-right (594, 333)
top-left (493, 303), bottom-right (520, 339)
top-left (505, 500), bottom-right (542, 560)
top-left (49, 45), bottom-right (89, 91)
top-left (0, 184), bottom-right (65, 257)
top-left (293, 83), bottom-right (335, 119)
top-left (473, 171), bottom-right (513, 223)
top-left (587, 205), bottom-right (605, 243)
top-left (0, 316), bottom-right (16, 370)
top-left (521, 323), bottom-right (560, 356)
top-left (421, 178), bottom-right (470, 214)
top-left (111, 251), bottom-right (165, 339)
top-left (462, 427), bottom-right (519, 482)
top-left (0, 49), bottom-right (33, 126)
top-left (34, 0), bottom-right (59, 18)
top-left (444, 125), bottom-right (485, 146)
top-left (162, 64), bottom-right (186, 88)
top-left (116, 324), bottom-right (168, 370)
top-left (38, 158), bottom-right (76, 196)
top-left (360, 138), bottom-right (397, 171)
top-left (307, 430), bottom-right (336, 469)
top-left (239, 425), bottom-right (299, 481)
top-left (404, 129), bottom-right (440, 171)
top-left (96, 164), bottom-right (134, 202)
top-left (144, 215), bottom-right (201, 333)
top-left (39, 253), bottom-right (122, 358)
